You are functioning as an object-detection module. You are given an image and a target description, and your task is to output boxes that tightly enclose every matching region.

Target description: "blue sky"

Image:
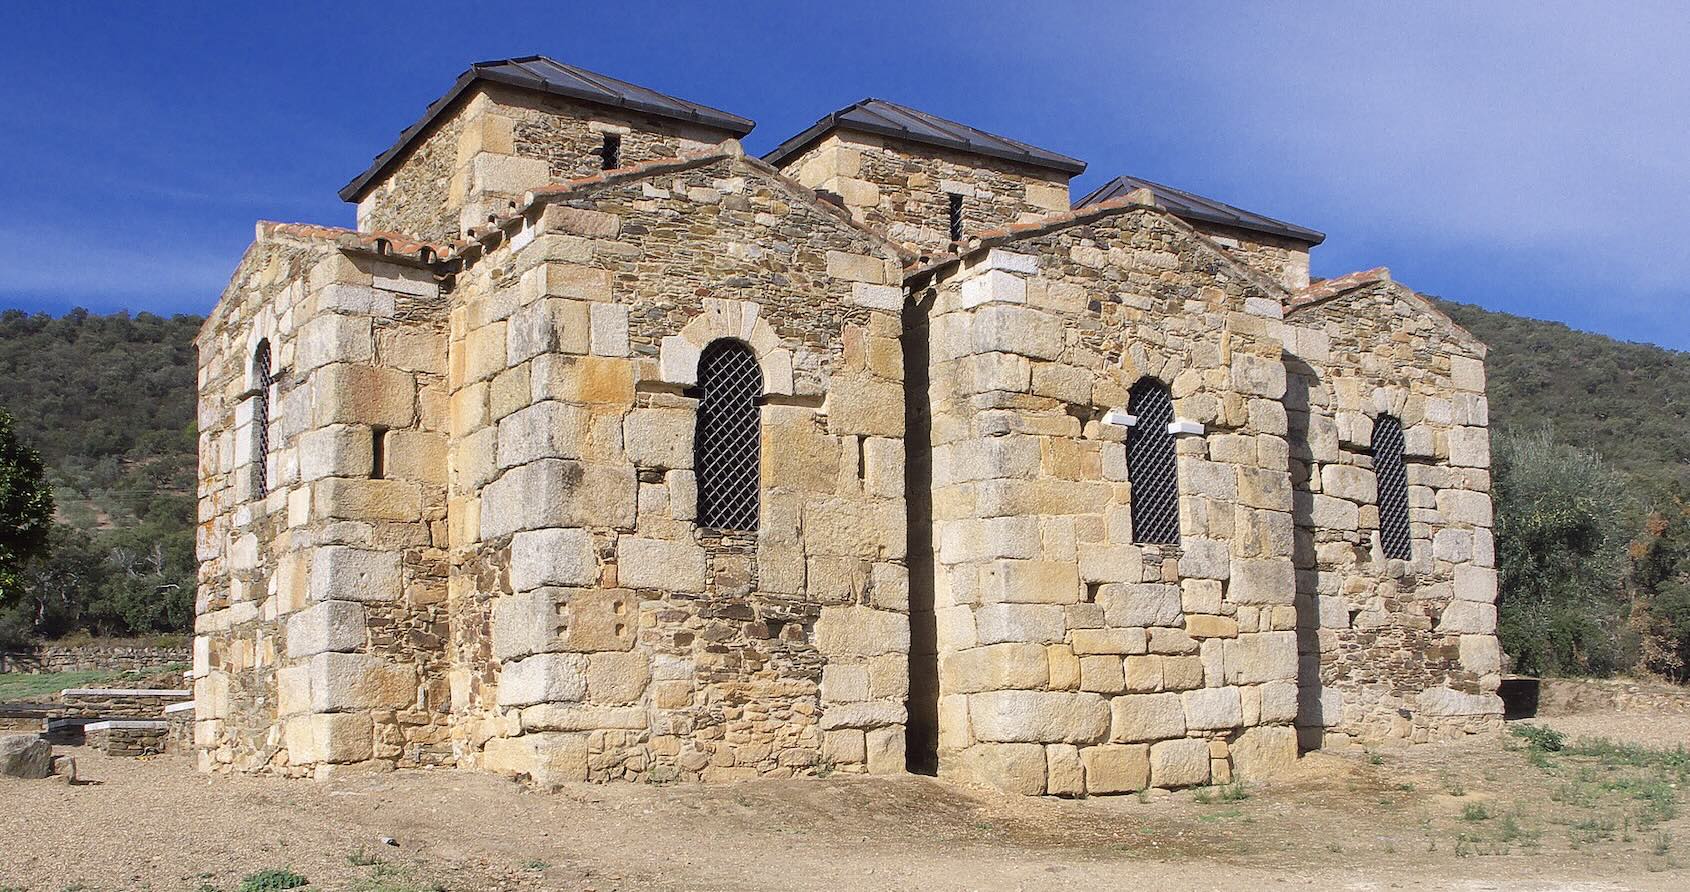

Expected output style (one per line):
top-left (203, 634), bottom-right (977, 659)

top-left (1, 2), bottom-right (1685, 349)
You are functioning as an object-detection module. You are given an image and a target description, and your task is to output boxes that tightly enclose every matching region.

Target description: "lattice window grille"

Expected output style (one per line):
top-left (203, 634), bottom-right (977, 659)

top-left (1127, 379), bottom-right (1180, 545)
top-left (253, 340), bottom-right (273, 499)
top-left (694, 340), bottom-right (762, 531)
top-left (1372, 414), bottom-right (1412, 560)
top-left (947, 192), bottom-right (964, 242)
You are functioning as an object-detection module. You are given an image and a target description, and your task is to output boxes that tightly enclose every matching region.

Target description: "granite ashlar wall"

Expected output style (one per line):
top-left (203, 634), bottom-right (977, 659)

top-left (915, 200), bottom-right (1303, 796)
top-left (194, 224), bottom-right (452, 777)
top-left (1283, 275), bottom-right (1502, 746)
top-left (442, 150), bottom-right (912, 787)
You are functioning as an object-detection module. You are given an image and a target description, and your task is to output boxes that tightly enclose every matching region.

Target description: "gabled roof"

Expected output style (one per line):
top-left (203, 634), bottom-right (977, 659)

top-left (1074, 174), bottom-right (1325, 246)
top-left (338, 56), bottom-right (756, 203)
top-left (1284, 267), bottom-right (1485, 355)
top-left (762, 98), bottom-right (1087, 176)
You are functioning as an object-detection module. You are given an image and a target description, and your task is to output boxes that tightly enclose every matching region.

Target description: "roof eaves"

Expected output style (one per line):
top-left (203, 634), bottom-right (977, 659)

top-left (1283, 267), bottom-right (1391, 312)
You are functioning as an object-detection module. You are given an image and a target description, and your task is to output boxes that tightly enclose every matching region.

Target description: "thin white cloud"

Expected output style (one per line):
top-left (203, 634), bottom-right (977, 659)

top-left (0, 225), bottom-right (234, 303)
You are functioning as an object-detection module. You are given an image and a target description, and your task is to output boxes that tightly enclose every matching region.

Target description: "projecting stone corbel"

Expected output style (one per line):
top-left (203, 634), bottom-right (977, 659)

top-left (1167, 419), bottom-right (1205, 436)
top-left (1101, 409), bottom-right (1138, 427)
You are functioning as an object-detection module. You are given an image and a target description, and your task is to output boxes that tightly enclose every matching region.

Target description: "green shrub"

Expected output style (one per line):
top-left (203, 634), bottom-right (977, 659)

top-left (1509, 724), bottom-right (1566, 752)
top-left (239, 868), bottom-right (308, 891)
top-left (1492, 429), bottom-right (1636, 676)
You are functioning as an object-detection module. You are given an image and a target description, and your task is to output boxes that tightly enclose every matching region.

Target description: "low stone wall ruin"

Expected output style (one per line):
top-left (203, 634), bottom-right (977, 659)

top-left (0, 642), bottom-right (190, 674)
top-left (1536, 677), bottom-right (1690, 717)
top-left (85, 720), bottom-right (171, 757)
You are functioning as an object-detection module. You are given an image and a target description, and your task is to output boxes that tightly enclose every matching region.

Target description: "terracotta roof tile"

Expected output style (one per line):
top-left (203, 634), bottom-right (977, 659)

top-left (259, 222), bottom-right (450, 264)
top-left (1284, 267), bottom-right (1391, 310)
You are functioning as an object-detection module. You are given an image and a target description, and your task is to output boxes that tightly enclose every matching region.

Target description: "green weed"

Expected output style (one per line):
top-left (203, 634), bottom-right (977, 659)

top-left (238, 870), bottom-right (308, 892)
top-left (1509, 724), bottom-right (1566, 752)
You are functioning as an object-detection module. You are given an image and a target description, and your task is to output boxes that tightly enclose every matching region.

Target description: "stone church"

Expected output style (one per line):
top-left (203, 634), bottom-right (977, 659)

top-left (193, 56), bottom-right (1502, 795)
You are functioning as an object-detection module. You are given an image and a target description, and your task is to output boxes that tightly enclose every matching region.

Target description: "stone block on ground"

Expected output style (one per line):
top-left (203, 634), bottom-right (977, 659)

top-left (0, 734), bottom-right (50, 779)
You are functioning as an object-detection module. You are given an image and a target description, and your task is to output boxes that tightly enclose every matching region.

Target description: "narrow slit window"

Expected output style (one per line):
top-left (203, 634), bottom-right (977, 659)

top-left (370, 426), bottom-right (388, 479)
top-left (947, 193), bottom-right (964, 242)
top-left (252, 340), bottom-right (272, 499)
top-left (694, 339), bottom-right (762, 530)
top-left (1127, 379), bottom-right (1180, 544)
top-left (1372, 414), bottom-right (1412, 560)
top-left (599, 133), bottom-right (621, 170)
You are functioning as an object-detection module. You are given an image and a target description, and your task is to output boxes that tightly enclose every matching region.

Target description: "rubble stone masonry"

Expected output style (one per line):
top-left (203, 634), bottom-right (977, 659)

top-left (777, 132), bottom-right (1072, 254)
top-left (356, 85), bottom-right (739, 245)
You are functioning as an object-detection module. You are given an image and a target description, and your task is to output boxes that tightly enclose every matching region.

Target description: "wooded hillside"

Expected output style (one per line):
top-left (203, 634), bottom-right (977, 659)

top-left (1436, 299), bottom-right (1690, 495)
top-left (0, 309), bottom-right (200, 644)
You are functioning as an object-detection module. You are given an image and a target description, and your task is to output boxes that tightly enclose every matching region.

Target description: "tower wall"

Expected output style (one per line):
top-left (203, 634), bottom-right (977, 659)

top-left (354, 84), bottom-right (741, 245)
top-left (777, 132), bottom-right (1072, 253)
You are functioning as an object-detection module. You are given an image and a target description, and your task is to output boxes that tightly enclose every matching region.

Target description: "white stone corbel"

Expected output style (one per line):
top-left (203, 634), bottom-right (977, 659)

top-left (1167, 419), bottom-right (1205, 436)
top-left (1101, 409), bottom-right (1138, 428)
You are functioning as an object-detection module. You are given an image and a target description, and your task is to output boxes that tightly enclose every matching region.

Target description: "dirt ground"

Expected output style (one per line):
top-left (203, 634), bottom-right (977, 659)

top-left (3, 715), bottom-right (1688, 892)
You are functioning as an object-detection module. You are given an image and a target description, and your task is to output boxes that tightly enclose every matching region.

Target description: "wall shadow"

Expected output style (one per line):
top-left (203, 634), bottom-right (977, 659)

top-left (1284, 352), bottom-right (1328, 753)
top-left (901, 290), bottom-right (939, 775)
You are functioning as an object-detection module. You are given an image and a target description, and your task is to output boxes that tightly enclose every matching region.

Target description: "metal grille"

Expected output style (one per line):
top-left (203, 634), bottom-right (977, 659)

top-left (599, 133), bottom-right (621, 170)
top-left (1128, 379), bottom-right (1180, 544)
top-left (253, 340), bottom-right (272, 498)
top-left (1372, 414), bottom-right (1412, 560)
top-left (947, 193), bottom-right (964, 241)
top-left (695, 340), bottom-right (762, 531)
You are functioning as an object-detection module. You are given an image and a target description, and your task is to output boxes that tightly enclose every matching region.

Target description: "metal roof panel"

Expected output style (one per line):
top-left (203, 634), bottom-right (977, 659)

top-left (763, 98), bottom-right (1087, 176)
top-left (1073, 174), bottom-right (1324, 245)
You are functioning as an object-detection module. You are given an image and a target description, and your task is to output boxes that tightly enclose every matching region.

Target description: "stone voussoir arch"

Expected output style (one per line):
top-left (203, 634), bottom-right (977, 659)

top-left (656, 297), bottom-right (794, 396)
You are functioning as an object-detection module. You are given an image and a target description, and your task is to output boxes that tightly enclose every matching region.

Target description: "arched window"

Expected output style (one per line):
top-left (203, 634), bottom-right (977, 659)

top-left (1128, 378), bottom-right (1180, 544)
top-left (252, 340), bottom-right (273, 498)
top-left (694, 339), bottom-right (762, 531)
top-left (1371, 414), bottom-right (1411, 560)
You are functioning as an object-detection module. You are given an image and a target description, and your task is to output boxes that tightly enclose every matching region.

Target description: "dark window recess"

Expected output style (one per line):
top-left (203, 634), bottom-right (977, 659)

top-left (599, 133), bottom-right (621, 170)
top-left (1127, 379), bottom-right (1180, 544)
top-left (947, 192), bottom-right (964, 241)
top-left (253, 340), bottom-right (272, 499)
top-left (694, 340), bottom-right (763, 530)
top-left (371, 427), bottom-right (388, 479)
top-left (1372, 415), bottom-right (1412, 560)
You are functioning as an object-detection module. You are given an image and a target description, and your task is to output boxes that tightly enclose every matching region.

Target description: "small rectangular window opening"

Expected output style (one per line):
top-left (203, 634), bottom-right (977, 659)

top-left (600, 133), bottom-right (621, 171)
top-left (371, 426), bottom-right (388, 479)
top-left (947, 193), bottom-right (964, 242)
